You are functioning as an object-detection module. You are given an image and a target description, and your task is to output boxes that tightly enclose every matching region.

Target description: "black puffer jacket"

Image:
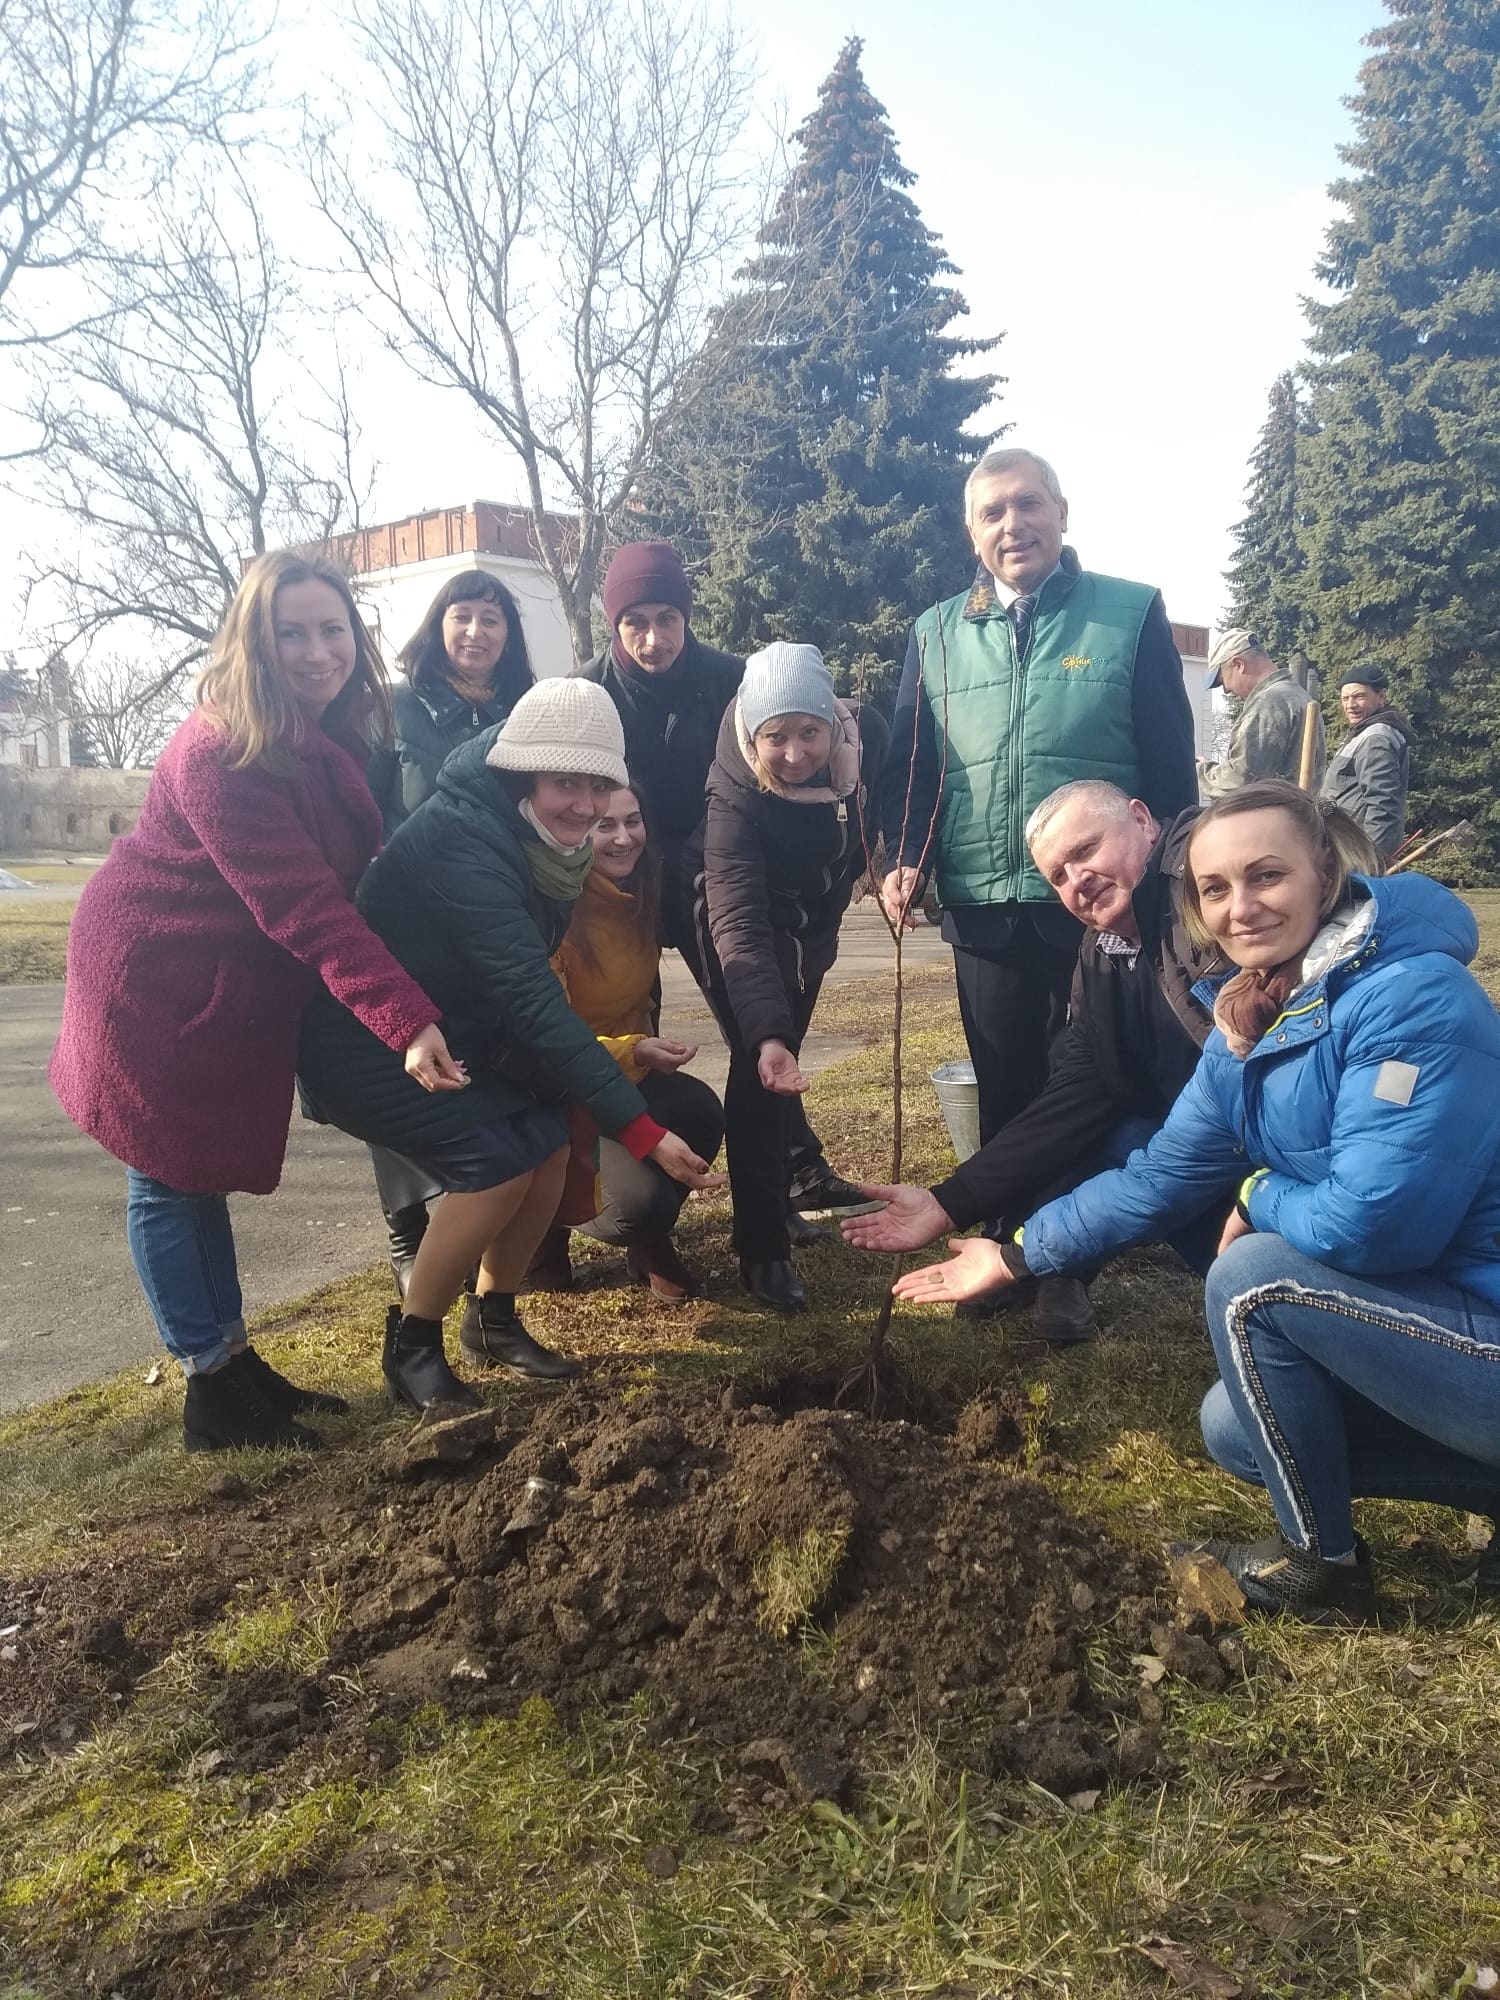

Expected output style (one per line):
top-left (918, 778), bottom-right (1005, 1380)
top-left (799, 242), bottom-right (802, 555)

top-left (931, 809), bottom-right (1214, 1229)
top-left (298, 730), bottom-right (648, 1153)
top-left (578, 636), bottom-right (743, 857)
top-left (686, 700), bottom-right (889, 1051)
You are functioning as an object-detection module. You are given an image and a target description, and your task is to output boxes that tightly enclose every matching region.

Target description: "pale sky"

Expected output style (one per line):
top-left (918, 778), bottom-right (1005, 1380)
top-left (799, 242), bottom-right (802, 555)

top-left (3, 0), bottom-right (1383, 658)
top-left (359, 0), bottom-right (1381, 632)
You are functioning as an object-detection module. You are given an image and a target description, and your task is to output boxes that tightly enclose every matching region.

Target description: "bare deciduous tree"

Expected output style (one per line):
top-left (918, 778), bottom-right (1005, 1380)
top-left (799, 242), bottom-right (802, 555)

top-left (0, 0), bottom-right (264, 345)
top-left (22, 152), bottom-right (371, 697)
top-left (312, 0), bottom-right (758, 662)
top-left (66, 652), bottom-right (184, 766)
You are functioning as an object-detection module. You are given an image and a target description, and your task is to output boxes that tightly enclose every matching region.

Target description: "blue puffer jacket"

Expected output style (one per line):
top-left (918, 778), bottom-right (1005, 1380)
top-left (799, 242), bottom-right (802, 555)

top-left (1023, 873), bottom-right (1500, 1305)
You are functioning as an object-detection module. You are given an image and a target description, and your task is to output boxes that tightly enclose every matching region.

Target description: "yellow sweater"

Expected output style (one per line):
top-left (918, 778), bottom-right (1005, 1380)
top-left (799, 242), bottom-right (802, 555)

top-left (551, 869), bottom-right (659, 1083)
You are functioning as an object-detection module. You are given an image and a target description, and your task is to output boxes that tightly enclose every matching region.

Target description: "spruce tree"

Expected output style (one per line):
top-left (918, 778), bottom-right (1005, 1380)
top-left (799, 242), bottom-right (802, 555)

top-left (645, 39), bottom-right (998, 698)
top-left (1293, 0), bottom-right (1500, 861)
top-left (1223, 370), bottom-right (1313, 665)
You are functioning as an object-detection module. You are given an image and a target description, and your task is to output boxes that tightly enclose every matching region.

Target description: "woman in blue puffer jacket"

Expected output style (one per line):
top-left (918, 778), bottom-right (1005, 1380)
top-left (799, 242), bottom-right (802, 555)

top-left (896, 780), bottom-right (1500, 1623)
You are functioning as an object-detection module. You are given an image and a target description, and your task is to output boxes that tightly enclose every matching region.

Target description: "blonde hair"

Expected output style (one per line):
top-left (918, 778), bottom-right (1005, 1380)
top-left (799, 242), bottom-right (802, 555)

top-left (1182, 780), bottom-right (1382, 957)
top-left (195, 551), bottom-right (390, 770)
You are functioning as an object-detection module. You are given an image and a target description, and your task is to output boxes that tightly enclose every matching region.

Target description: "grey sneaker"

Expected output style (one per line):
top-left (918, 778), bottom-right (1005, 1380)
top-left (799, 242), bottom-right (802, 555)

top-left (1169, 1532), bottom-right (1377, 1626)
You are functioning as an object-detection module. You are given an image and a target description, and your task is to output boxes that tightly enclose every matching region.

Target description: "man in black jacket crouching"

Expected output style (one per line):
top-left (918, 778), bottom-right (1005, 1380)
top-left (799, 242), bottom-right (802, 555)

top-left (843, 779), bottom-right (1228, 1339)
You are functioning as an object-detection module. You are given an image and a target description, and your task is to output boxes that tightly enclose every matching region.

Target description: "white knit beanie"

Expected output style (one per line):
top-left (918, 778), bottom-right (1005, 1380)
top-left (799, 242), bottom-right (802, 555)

top-left (738, 641), bottom-right (837, 739)
top-left (485, 677), bottom-right (629, 786)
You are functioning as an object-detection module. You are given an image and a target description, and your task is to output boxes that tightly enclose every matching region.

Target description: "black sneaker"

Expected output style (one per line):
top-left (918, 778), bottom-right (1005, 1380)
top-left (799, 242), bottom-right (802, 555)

top-left (239, 1345), bottom-right (349, 1416)
top-left (954, 1274), bottom-right (1040, 1321)
top-left (183, 1352), bottom-right (323, 1454)
top-left (788, 1211), bottom-right (831, 1248)
top-left (1170, 1531), bottom-right (1377, 1625)
top-left (788, 1161), bottom-right (883, 1216)
top-left (1034, 1278), bottom-right (1095, 1346)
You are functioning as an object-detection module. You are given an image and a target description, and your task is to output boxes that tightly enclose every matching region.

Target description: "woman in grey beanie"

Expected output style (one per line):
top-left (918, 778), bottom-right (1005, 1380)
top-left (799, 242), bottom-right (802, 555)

top-left (685, 642), bottom-right (888, 1311)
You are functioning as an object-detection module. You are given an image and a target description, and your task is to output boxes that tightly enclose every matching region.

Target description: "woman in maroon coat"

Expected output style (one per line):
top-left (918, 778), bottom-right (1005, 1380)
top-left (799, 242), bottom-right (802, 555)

top-left (51, 552), bottom-right (462, 1453)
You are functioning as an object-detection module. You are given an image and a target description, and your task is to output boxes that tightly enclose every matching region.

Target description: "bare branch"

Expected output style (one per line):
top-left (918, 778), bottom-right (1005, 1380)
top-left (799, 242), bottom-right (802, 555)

top-left (0, 0), bottom-right (267, 345)
top-left (17, 143), bottom-right (370, 701)
top-left (309, 0), bottom-right (759, 662)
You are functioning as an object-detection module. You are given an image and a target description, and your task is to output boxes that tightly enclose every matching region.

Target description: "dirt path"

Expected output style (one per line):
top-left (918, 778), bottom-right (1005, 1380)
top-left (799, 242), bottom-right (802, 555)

top-left (0, 910), bottom-right (947, 1410)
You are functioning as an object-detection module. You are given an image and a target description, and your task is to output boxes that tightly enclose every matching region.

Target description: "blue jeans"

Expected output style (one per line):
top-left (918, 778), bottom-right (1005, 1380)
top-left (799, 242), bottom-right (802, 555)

top-left (124, 1170), bottom-right (247, 1374)
top-left (1201, 1233), bottom-right (1500, 1559)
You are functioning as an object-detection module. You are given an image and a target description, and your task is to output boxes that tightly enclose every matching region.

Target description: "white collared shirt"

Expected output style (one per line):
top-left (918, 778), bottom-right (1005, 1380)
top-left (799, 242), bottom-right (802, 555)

top-left (988, 560), bottom-right (1061, 608)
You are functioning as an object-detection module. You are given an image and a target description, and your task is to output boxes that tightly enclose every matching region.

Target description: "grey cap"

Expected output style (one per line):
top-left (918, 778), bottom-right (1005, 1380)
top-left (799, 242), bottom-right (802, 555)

top-left (1207, 627), bottom-right (1260, 689)
top-left (738, 641), bottom-right (837, 739)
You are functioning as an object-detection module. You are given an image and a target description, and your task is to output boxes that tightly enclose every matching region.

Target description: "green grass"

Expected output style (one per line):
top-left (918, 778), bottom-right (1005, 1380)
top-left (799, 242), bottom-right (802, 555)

top-left (2, 958), bottom-right (1499, 1996)
top-left (0, 899), bottom-right (73, 982)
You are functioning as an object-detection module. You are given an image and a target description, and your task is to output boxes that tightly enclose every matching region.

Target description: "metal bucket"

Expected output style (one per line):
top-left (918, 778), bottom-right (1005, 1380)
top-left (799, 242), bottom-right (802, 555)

top-left (930, 1059), bottom-right (981, 1163)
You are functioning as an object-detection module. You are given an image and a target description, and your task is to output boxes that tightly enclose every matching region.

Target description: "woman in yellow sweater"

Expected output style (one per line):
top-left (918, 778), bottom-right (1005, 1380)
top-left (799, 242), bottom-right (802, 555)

top-left (543, 785), bottom-right (724, 1299)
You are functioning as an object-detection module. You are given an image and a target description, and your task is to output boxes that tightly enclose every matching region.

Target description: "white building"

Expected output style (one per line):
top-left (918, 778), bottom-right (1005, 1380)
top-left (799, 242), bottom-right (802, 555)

top-left (338, 502), bottom-right (577, 678)
top-left (0, 666), bottom-right (70, 769)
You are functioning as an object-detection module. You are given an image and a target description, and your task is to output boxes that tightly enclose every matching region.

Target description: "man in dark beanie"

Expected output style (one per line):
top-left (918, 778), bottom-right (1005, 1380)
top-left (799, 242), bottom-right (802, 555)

top-left (1320, 665), bottom-right (1412, 858)
top-left (579, 540), bottom-right (867, 1221)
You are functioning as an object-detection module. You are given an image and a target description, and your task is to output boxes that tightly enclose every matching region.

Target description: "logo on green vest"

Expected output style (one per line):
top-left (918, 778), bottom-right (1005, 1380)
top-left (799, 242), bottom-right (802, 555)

top-left (1060, 654), bottom-right (1092, 669)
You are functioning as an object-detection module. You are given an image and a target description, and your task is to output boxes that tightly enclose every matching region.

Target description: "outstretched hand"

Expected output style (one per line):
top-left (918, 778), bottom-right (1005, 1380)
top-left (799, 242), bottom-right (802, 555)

top-left (650, 1131), bottom-right (727, 1191)
top-left (841, 1185), bottom-right (950, 1252)
top-left (404, 1023), bottom-right (469, 1093)
top-left (891, 1236), bottom-right (1012, 1305)
top-left (636, 1037), bottom-right (697, 1074)
top-left (757, 1040), bottom-right (808, 1094)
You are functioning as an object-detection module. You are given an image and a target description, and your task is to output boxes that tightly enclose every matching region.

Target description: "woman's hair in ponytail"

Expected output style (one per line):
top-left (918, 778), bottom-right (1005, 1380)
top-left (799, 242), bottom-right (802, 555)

top-left (1181, 779), bottom-right (1382, 958)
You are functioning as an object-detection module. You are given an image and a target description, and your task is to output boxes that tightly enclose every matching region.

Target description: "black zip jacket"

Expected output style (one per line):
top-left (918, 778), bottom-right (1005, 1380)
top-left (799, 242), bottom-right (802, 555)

top-left (577, 635), bottom-right (744, 855)
top-left (931, 810), bottom-right (1213, 1229)
top-left (688, 700), bottom-right (888, 1052)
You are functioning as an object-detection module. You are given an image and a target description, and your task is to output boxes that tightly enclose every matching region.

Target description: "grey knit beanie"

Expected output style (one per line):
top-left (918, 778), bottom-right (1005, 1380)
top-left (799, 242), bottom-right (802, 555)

top-left (738, 642), bottom-right (837, 739)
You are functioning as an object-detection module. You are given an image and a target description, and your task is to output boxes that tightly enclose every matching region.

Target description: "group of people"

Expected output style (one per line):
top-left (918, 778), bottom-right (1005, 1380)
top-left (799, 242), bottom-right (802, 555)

top-left (48, 442), bottom-right (1500, 1629)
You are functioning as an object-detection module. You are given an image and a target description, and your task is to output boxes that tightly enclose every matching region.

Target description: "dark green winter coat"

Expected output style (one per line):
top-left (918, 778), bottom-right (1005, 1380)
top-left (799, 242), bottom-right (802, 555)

top-left (297, 730), bottom-right (648, 1152)
top-left (367, 679), bottom-right (513, 838)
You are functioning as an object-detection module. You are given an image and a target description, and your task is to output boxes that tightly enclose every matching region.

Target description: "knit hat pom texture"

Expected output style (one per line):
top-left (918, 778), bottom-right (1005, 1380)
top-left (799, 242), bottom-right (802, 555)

top-left (739, 641), bottom-right (837, 739)
top-left (485, 677), bottom-right (629, 786)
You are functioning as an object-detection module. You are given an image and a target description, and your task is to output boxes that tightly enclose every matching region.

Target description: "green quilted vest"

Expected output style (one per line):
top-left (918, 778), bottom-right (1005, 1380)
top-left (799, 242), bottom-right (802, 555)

top-left (913, 563), bottom-right (1154, 905)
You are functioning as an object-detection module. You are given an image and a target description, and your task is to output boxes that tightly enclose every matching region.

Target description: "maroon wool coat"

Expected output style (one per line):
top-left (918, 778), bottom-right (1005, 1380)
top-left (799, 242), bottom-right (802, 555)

top-left (50, 711), bottom-right (438, 1196)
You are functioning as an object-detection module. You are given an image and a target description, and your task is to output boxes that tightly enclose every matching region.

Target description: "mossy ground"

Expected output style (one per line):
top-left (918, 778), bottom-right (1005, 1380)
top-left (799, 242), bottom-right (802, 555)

top-left (2, 950), bottom-right (1499, 1997)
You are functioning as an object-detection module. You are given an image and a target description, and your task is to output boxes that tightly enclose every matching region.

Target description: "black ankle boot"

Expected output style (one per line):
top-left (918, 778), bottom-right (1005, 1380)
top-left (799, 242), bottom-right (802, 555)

top-left (459, 1293), bottom-right (578, 1380)
top-left (525, 1225), bottom-right (574, 1293)
top-left (182, 1351), bottom-right (323, 1453)
top-left (739, 1258), bottom-right (807, 1313)
top-left (382, 1305), bottom-right (481, 1412)
top-left (239, 1345), bottom-right (349, 1415)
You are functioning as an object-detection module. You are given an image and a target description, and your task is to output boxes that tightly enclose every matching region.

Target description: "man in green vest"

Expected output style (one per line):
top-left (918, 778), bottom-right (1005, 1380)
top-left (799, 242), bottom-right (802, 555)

top-left (878, 447), bottom-right (1197, 1330)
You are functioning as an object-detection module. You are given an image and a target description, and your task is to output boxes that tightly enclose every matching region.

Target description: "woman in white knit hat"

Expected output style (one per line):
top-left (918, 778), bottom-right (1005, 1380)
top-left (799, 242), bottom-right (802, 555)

top-left (298, 677), bottom-right (723, 1405)
top-left (685, 641), bottom-right (888, 1311)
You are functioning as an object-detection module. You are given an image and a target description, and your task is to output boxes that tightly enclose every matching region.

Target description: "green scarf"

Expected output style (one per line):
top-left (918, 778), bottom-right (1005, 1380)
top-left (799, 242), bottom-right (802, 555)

top-left (520, 831), bottom-right (594, 903)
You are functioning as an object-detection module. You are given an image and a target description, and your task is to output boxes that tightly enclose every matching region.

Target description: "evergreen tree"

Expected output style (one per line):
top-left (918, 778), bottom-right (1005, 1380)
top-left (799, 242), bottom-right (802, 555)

top-left (645, 39), bottom-right (998, 697)
top-left (1293, 0), bottom-right (1500, 861)
top-left (1223, 370), bottom-right (1313, 665)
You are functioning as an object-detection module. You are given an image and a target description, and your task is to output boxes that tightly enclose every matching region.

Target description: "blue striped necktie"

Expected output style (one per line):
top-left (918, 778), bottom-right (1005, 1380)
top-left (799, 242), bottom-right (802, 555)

top-left (1011, 593), bottom-right (1037, 658)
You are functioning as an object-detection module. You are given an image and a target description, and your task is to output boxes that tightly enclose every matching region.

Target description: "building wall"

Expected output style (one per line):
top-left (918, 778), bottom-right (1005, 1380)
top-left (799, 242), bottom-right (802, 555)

top-left (355, 550), bottom-right (578, 681)
top-left (0, 767), bottom-right (150, 853)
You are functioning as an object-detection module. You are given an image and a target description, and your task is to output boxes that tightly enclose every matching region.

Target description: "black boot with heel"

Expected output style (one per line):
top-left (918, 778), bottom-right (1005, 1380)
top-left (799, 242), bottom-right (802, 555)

top-left (459, 1292), bottom-right (578, 1380)
top-left (382, 1305), bottom-right (481, 1411)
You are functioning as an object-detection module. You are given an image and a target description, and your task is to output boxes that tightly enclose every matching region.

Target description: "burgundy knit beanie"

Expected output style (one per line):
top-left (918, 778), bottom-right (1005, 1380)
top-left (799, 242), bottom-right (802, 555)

top-left (602, 541), bottom-right (693, 630)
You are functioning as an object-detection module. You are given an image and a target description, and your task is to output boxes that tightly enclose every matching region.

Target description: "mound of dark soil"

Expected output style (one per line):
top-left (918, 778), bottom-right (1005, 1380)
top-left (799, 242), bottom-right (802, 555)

top-left (317, 1375), bottom-right (1195, 1798)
